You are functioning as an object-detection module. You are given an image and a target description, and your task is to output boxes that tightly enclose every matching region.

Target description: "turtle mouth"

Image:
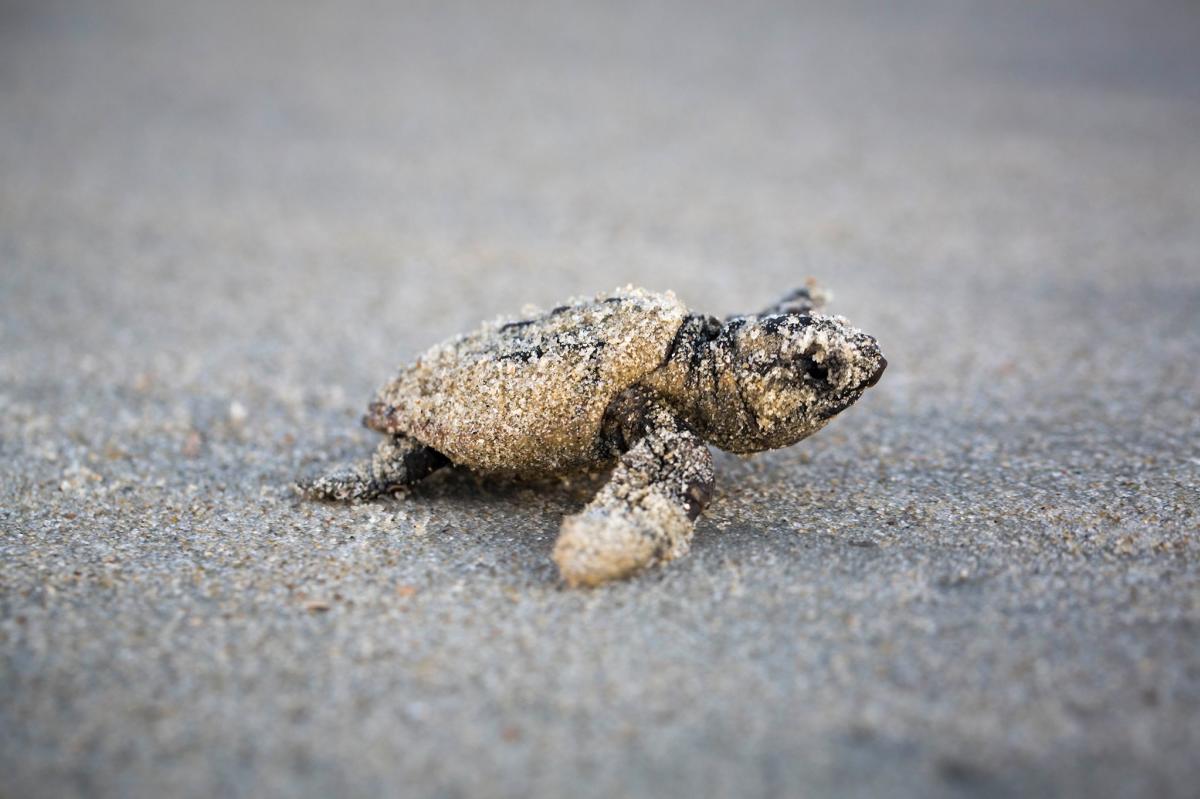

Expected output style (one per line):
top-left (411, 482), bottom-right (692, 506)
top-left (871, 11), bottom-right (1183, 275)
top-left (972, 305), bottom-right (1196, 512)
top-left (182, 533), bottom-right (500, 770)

top-left (864, 355), bottom-right (887, 388)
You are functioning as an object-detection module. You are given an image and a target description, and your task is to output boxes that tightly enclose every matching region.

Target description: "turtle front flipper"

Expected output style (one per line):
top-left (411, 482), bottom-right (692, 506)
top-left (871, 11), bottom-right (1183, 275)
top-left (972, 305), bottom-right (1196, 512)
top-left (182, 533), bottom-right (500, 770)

top-left (298, 435), bottom-right (449, 502)
top-left (741, 280), bottom-right (830, 318)
top-left (553, 394), bottom-right (715, 587)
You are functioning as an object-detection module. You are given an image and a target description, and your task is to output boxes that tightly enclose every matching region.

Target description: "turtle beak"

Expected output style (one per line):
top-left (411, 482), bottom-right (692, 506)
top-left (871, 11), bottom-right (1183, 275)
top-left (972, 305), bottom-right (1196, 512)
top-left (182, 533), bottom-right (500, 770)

top-left (865, 355), bottom-right (887, 388)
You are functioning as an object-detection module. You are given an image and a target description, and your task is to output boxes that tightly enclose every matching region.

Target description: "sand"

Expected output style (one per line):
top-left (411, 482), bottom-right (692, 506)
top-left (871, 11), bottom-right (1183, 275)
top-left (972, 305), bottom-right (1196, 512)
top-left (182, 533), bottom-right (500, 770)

top-left (2, 0), bottom-right (1198, 796)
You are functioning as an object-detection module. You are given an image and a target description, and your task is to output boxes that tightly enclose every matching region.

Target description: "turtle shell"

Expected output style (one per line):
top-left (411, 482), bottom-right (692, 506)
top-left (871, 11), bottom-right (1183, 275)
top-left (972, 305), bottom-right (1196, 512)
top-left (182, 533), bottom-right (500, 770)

top-left (367, 287), bottom-right (688, 476)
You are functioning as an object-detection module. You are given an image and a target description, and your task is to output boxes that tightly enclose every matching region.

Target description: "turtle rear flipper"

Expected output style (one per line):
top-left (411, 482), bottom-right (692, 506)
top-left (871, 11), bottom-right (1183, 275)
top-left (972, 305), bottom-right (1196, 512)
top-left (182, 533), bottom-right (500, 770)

top-left (298, 435), bottom-right (448, 502)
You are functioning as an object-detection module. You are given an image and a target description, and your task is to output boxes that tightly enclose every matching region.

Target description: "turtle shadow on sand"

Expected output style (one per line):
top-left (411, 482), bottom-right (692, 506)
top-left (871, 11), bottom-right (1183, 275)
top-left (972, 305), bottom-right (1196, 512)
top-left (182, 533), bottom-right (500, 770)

top-left (303, 445), bottom-right (914, 590)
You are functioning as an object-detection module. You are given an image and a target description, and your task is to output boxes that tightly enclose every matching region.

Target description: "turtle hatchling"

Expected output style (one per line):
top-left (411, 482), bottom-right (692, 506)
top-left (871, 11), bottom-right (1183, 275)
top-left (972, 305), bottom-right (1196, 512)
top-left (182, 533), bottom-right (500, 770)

top-left (299, 284), bottom-right (886, 587)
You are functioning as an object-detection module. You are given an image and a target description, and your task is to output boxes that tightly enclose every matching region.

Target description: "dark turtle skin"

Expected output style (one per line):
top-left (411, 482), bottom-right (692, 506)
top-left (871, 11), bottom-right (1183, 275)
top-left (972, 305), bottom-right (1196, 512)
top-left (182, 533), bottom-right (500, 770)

top-left (299, 284), bottom-right (886, 586)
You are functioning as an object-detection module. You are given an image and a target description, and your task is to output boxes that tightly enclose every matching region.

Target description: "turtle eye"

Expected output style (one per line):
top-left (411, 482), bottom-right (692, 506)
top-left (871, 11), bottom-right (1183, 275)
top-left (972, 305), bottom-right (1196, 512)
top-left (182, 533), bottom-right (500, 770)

top-left (791, 353), bottom-right (827, 383)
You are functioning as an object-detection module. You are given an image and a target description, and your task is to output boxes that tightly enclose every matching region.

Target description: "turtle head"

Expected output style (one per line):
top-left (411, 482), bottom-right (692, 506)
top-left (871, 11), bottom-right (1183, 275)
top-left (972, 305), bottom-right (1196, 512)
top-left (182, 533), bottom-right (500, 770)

top-left (704, 313), bottom-right (886, 452)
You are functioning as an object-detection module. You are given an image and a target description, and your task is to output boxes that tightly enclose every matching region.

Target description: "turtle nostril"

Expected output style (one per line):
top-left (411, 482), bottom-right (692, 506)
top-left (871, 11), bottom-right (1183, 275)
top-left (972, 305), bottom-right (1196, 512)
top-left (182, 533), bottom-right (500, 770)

top-left (865, 356), bottom-right (887, 388)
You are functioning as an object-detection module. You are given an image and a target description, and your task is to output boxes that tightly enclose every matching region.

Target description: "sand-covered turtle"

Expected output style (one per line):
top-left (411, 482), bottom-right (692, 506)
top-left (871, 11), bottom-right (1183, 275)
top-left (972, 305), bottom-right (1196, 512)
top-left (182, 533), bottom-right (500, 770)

top-left (299, 284), bottom-right (886, 586)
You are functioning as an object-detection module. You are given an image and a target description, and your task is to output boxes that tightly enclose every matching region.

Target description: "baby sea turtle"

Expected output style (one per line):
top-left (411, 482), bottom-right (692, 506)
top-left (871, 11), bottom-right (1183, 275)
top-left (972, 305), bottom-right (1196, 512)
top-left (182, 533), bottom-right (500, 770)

top-left (299, 284), bottom-right (886, 586)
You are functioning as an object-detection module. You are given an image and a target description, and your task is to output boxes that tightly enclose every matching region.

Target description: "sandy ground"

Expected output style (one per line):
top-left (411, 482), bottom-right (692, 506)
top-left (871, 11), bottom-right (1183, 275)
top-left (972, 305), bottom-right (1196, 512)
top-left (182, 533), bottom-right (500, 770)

top-left (2, 1), bottom-right (1199, 796)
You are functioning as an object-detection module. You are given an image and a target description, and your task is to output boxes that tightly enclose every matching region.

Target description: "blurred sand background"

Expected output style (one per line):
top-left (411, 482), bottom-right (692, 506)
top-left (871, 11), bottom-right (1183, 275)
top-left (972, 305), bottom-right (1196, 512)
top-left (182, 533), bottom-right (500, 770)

top-left (2, 0), bottom-right (1198, 796)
